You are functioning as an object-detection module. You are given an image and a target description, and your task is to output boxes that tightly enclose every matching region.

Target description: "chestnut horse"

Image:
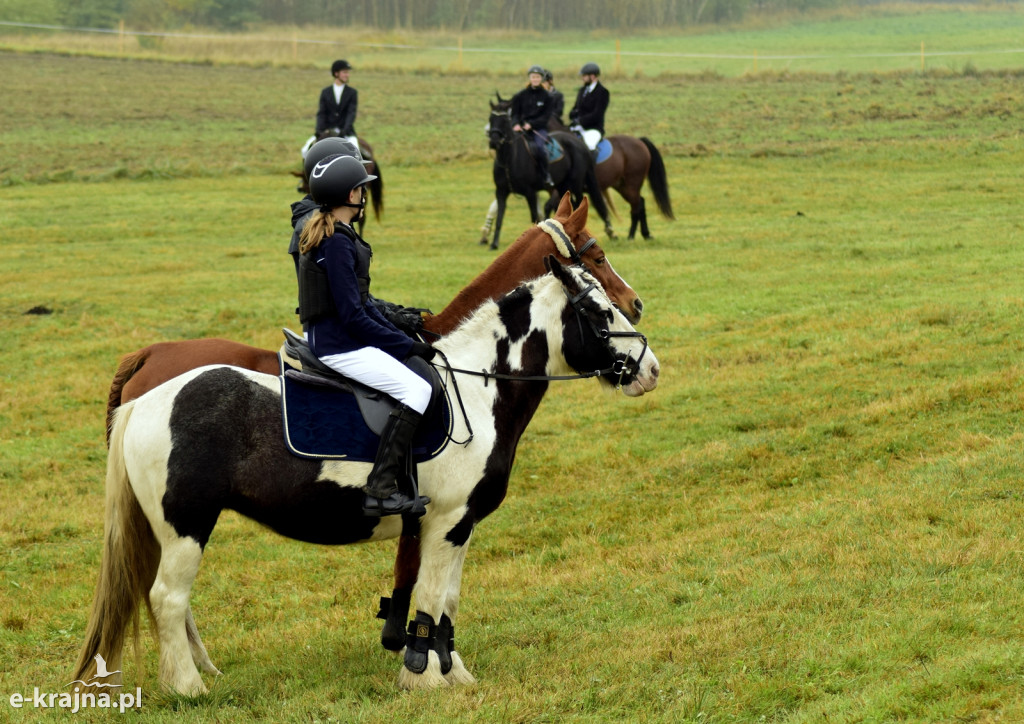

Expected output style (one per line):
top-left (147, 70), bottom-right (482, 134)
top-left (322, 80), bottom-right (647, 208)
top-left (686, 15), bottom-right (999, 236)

top-left (104, 193), bottom-right (641, 654)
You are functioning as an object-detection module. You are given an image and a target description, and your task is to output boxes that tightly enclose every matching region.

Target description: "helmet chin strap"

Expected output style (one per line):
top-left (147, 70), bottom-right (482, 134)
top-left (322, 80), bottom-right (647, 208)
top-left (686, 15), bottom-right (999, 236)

top-left (338, 188), bottom-right (367, 221)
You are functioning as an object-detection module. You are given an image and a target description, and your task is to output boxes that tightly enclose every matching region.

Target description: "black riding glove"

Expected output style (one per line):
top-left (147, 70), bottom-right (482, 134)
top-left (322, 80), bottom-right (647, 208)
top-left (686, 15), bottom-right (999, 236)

top-left (407, 341), bottom-right (436, 362)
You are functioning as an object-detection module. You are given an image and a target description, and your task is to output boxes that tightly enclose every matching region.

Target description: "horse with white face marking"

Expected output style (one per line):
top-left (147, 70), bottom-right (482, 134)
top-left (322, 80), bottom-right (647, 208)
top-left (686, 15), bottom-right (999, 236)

top-left (74, 259), bottom-right (659, 694)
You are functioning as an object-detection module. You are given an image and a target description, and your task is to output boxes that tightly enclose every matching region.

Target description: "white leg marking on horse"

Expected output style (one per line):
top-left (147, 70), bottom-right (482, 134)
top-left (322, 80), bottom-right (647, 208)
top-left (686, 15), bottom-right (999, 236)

top-left (150, 536), bottom-right (207, 695)
top-left (445, 652), bottom-right (477, 686)
top-left (185, 606), bottom-right (221, 675)
top-left (398, 652), bottom-right (448, 690)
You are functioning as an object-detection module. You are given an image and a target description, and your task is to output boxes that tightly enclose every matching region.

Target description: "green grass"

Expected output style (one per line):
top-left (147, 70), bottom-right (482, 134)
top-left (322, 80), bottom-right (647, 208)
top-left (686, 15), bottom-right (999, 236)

top-left (4, 10), bottom-right (1024, 721)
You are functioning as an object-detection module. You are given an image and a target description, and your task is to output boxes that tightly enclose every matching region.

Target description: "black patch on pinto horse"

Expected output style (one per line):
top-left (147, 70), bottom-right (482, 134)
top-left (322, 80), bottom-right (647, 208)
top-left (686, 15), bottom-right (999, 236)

top-left (445, 329), bottom-right (550, 548)
top-left (164, 367), bottom-right (379, 548)
top-left (497, 284), bottom-right (534, 342)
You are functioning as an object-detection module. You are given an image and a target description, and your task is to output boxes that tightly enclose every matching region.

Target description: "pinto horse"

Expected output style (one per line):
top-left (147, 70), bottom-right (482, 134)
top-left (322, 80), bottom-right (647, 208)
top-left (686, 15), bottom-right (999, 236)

top-left (485, 102), bottom-right (610, 251)
top-left (76, 259), bottom-right (660, 694)
top-left (103, 193), bottom-right (642, 659)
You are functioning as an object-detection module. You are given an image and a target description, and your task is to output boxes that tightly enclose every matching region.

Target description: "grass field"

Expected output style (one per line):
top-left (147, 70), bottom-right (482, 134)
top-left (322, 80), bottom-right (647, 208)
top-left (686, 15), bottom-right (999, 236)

top-left (3, 9), bottom-right (1024, 722)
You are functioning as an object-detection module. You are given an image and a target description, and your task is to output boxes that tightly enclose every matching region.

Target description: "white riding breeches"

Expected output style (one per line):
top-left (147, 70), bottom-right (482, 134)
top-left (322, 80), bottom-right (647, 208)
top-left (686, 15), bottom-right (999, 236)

top-left (570, 125), bottom-right (602, 151)
top-left (318, 347), bottom-right (432, 414)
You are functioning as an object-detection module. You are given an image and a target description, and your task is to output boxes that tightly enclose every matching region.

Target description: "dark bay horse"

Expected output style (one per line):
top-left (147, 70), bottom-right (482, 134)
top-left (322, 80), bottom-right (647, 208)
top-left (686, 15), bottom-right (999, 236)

top-left (76, 260), bottom-right (659, 693)
top-left (484, 102), bottom-right (610, 250)
top-left (103, 194), bottom-right (642, 659)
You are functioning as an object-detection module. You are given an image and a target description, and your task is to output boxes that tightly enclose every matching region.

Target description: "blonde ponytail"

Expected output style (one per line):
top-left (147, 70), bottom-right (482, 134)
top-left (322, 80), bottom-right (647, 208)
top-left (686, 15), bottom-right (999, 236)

top-left (298, 210), bottom-right (335, 255)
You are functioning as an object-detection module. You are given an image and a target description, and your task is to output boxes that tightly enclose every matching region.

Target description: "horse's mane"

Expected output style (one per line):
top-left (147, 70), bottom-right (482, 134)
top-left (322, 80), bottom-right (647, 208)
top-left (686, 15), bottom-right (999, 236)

top-left (424, 223), bottom-right (572, 335)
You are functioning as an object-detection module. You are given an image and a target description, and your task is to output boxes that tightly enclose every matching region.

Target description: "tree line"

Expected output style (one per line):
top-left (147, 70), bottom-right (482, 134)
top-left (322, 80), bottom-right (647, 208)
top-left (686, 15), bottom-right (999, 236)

top-left (7, 0), bottom-right (990, 32)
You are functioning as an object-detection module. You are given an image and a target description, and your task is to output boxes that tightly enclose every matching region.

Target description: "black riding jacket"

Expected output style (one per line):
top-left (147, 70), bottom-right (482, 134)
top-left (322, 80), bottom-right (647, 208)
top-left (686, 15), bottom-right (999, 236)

top-left (510, 85), bottom-right (553, 131)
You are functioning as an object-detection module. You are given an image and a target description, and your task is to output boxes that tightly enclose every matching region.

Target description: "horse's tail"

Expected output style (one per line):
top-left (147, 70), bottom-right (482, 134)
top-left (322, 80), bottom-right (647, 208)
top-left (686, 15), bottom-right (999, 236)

top-left (601, 188), bottom-right (619, 220)
top-left (73, 402), bottom-right (159, 687)
top-left (367, 161), bottom-right (384, 222)
top-left (640, 137), bottom-right (675, 220)
top-left (106, 349), bottom-right (148, 446)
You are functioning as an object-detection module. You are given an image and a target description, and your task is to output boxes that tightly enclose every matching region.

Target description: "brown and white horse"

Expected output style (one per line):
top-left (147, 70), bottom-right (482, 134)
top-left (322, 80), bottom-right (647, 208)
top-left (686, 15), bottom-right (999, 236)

top-left (75, 259), bottom-right (659, 693)
top-left (102, 193), bottom-right (643, 658)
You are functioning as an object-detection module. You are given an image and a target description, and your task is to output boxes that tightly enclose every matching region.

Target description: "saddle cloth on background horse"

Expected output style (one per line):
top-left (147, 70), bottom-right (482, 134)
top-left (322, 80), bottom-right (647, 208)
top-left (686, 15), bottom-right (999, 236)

top-left (278, 329), bottom-right (452, 461)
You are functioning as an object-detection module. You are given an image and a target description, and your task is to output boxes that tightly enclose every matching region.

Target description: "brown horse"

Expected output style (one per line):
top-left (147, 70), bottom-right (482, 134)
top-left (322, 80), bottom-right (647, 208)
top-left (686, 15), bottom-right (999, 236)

top-left (294, 133), bottom-right (383, 229)
top-left (104, 193), bottom-right (640, 653)
top-left (549, 119), bottom-right (674, 240)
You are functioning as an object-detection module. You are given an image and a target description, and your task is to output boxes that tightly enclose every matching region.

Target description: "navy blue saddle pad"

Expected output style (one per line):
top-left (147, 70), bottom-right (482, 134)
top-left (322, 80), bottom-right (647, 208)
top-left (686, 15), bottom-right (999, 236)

top-left (280, 368), bottom-right (452, 462)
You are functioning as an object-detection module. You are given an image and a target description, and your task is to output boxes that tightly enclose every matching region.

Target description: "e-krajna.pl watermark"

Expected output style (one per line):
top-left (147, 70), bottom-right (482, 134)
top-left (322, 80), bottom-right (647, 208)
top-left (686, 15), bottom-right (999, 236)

top-left (9, 687), bottom-right (142, 713)
top-left (7, 654), bottom-right (142, 713)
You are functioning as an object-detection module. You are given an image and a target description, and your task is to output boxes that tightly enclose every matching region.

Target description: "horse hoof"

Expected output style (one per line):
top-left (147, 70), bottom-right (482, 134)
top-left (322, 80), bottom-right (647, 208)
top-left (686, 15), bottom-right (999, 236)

top-left (478, 238), bottom-right (488, 245)
top-left (489, 243), bottom-right (499, 251)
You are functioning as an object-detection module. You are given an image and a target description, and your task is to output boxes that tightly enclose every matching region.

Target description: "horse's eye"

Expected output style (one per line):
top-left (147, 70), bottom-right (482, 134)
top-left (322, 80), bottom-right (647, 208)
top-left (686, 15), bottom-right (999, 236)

top-left (595, 256), bottom-right (606, 266)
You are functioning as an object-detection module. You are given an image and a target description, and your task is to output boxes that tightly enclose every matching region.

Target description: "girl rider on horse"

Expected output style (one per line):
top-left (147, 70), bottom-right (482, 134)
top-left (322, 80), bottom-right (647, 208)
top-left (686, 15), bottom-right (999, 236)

top-left (298, 154), bottom-right (435, 517)
top-left (510, 64), bottom-right (555, 188)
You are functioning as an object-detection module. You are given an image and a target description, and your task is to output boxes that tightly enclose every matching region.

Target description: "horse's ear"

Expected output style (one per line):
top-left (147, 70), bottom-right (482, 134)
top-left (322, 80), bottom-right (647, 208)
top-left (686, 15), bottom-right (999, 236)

top-left (566, 194), bottom-right (590, 232)
top-left (554, 191), bottom-right (573, 220)
top-left (546, 254), bottom-right (574, 288)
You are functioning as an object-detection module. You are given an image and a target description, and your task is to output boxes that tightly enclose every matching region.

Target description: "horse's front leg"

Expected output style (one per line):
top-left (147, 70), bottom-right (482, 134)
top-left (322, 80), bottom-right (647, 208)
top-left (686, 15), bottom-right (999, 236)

top-left (379, 523), bottom-right (421, 651)
top-left (478, 199), bottom-right (499, 245)
top-left (397, 514), bottom-right (473, 690)
top-left (490, 193), bottom-right (508, 251)
top-left (433, 539), bottom-right (476, 686)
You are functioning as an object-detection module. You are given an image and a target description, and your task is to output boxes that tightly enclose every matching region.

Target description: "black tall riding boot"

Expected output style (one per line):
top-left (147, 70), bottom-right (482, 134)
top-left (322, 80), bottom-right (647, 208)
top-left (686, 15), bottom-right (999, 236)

top-left (363, 405), bottom-right (430, 517)
top-left (538, 155), bottom-right (554, 188)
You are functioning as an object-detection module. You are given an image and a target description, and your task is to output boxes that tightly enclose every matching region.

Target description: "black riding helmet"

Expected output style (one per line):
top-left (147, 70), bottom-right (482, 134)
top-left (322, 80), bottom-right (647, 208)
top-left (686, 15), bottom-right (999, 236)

top-left (331, 59), bottom-right (352, 74)
top-left (527, 64), bottom-right (544, 75)
top-left (309, 154), bottom-right (377, 209)
top-left (303, 137), bottom-right (361, 180)
top-left (580, 62), bottom-right (601, 76)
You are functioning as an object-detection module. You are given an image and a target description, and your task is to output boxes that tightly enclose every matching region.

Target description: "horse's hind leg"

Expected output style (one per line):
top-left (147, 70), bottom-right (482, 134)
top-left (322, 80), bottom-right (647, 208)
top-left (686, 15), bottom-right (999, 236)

top-left (637, 197), bottom-right (652, 240)
top-left (185, 606), bottom-right (221, 675)
top-left (150, 535), bottom-right (207, 695)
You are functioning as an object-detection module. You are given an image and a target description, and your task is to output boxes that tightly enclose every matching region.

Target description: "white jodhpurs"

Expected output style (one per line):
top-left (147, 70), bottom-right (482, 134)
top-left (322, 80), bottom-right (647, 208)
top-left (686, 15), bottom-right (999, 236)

top-left (319, 347), bottom-right (432, 414)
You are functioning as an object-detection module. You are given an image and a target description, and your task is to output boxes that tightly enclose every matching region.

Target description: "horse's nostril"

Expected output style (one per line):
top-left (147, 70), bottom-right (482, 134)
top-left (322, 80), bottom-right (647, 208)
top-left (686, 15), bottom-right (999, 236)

top-left (634, 298), bottom-right (644, 313)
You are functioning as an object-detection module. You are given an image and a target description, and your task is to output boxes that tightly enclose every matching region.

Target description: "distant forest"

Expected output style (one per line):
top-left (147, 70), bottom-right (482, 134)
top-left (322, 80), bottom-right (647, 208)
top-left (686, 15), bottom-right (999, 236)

top-left (0, 0), bottom-right (1007, 30)
top-left (6, 0), bottom-right (1006, 32)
